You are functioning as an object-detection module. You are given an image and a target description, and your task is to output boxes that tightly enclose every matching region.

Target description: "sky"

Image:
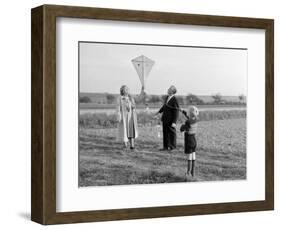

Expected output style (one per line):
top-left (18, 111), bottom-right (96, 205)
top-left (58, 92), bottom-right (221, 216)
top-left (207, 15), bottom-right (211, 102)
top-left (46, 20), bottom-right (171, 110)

top-left (79, 42), bottom-right (247, 96)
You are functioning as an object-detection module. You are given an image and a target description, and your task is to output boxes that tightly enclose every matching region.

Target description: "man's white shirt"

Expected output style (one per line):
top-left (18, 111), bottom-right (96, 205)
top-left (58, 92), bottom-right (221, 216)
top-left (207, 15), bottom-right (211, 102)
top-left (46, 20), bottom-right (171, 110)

top-left (166, 94), bottom-right (174, 103)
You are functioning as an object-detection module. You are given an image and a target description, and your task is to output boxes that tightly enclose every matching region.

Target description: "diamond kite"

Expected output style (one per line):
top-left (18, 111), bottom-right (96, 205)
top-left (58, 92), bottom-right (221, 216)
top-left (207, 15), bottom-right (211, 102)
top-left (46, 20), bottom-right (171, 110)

top-left (132, 55), bottom-right (155, 96)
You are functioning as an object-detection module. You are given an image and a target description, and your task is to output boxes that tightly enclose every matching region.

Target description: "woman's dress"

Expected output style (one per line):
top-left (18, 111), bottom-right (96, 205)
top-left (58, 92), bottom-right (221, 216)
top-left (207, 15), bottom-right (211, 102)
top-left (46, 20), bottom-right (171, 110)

top-left (116, 96), bottom-right (138, 142)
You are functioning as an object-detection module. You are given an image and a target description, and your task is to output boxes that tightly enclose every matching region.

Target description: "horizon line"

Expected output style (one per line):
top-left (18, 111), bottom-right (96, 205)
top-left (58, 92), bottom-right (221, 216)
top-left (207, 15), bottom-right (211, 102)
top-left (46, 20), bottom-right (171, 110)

top-left (80, 92), bottom-right (246, 97)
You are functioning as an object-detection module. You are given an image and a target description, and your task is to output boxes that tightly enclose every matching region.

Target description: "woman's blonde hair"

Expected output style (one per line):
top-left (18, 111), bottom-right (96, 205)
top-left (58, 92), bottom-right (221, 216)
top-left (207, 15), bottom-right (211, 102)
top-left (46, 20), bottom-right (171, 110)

top-left (120, 85), bottom-right (129, 96)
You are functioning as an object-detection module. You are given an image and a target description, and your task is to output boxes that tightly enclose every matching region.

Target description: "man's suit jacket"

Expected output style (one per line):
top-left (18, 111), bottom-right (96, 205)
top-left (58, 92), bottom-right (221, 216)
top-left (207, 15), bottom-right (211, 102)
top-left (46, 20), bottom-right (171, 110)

top-left (158, 95), bottom-right (179, 125)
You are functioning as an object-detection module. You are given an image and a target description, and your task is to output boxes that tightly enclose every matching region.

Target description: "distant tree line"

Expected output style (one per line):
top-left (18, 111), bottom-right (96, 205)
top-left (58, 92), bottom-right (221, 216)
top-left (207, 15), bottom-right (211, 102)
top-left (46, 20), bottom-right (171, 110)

top-left (80, 93), bottom-right (246, 105)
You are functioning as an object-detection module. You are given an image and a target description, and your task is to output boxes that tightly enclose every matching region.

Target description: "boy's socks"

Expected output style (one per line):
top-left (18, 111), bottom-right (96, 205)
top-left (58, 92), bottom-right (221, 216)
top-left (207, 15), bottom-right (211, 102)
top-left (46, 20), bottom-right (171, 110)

top-left (187, 160), bottom-right (192, 174)
top-left (191, 160), bottom-right (196, 177)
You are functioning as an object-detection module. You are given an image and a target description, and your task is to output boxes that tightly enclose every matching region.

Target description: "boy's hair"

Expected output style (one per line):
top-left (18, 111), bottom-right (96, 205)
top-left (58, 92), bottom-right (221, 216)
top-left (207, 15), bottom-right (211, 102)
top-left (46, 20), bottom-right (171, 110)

top-left (188, 106), bottom-right (199, 118)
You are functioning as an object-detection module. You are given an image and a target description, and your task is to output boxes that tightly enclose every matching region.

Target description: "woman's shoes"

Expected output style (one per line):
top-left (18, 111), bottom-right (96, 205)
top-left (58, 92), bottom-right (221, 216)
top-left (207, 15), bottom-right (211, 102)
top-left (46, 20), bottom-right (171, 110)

top-left (123, 142), bottom-right (135, 150)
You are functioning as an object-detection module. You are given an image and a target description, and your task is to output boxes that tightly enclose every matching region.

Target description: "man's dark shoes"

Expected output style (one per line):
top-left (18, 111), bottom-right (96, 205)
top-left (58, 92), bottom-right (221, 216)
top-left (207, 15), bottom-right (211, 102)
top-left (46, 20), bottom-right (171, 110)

top-left (168, 147), bottom-right (176, 151)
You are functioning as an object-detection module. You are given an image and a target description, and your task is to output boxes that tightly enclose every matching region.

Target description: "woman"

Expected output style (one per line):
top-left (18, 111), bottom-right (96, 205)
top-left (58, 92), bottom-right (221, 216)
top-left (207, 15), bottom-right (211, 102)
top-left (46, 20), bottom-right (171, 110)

top-left (116, 85), bottom-right (138, 149)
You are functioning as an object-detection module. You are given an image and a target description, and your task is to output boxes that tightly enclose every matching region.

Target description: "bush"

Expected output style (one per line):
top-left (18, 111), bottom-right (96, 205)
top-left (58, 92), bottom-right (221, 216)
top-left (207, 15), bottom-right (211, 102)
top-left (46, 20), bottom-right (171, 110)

top-left (186, 94), bottom-right (204, 105)
top-left (79, 96), bottom-right (92, 103)
top-left (148, 95), bottom-right (161, 104)
top-left (106, 94), bottom-right (115, 104)
top-left (212, 93), bottom-right (223, 104)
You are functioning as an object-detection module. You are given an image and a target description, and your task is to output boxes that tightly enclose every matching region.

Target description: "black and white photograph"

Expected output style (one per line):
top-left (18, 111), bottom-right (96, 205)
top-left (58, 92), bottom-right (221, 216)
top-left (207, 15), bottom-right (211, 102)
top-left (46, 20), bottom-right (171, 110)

top-left (78, 41), bottom-right (247, 187)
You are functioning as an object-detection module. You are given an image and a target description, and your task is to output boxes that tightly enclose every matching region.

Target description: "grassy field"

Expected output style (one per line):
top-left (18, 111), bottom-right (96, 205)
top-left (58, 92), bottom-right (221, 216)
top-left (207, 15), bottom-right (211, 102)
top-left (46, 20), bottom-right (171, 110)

top-left (79, 118), bottom-right (246, 187)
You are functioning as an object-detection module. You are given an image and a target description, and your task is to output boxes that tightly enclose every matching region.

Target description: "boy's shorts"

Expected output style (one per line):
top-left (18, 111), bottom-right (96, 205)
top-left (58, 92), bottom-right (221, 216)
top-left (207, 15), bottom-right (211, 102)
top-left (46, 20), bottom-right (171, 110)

top-left (185, 134), bottom-right (197, 154)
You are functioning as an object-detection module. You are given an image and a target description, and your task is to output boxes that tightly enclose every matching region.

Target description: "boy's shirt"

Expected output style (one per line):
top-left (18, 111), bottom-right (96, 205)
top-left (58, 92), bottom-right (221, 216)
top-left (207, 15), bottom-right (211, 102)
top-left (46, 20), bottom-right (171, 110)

top-left (180, 115), bottom-right (198, 135)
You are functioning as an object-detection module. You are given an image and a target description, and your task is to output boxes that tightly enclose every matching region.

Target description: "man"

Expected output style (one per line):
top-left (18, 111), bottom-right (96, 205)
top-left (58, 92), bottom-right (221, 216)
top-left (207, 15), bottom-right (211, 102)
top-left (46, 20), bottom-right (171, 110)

top-left (155, 85), bottom-right (179, 151)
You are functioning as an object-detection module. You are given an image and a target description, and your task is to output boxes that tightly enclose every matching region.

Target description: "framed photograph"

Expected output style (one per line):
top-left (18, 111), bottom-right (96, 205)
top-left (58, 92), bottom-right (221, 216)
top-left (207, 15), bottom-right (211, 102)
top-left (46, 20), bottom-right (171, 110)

top-left (31, 4), bottom-right (274, 225)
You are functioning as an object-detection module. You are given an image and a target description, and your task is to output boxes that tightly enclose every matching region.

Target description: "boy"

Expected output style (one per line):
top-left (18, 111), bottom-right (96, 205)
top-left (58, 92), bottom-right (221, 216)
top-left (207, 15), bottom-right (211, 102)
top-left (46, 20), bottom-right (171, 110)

top-left (180, 106), bottom-right (199, 177)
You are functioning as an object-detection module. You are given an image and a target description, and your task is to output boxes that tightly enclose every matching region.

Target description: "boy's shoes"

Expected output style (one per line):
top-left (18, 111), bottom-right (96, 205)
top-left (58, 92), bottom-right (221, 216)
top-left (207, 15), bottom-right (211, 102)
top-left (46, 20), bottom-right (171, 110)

top-left (185, 172), bottom-right (191, 182)
top-left (130, 147), bottom-right (135, 150)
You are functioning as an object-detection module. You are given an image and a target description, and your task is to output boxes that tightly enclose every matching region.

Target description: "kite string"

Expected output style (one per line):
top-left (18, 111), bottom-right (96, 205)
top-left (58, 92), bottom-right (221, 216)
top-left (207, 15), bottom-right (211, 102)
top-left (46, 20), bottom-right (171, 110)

top-left (164, 102), bottom-right (182, 111)
top-left (163, 102), bottom-right (189, 119)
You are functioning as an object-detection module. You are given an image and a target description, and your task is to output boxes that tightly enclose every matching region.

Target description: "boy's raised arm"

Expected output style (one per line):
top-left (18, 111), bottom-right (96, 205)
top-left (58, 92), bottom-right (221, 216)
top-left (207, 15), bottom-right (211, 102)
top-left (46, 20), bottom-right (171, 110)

top-left (180, 123), bottom-right (186, 132)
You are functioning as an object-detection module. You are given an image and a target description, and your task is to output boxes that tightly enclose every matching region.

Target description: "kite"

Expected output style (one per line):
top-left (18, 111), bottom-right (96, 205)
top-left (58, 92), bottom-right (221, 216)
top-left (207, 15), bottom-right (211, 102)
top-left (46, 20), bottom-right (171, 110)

top-left (131, 55), bottom-right (155, 96)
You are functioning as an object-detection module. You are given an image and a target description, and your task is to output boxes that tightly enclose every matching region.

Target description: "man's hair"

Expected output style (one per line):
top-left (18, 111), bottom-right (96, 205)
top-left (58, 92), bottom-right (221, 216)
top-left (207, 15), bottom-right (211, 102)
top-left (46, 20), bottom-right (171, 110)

top-left (169, 85), bottom-right (177, 95)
